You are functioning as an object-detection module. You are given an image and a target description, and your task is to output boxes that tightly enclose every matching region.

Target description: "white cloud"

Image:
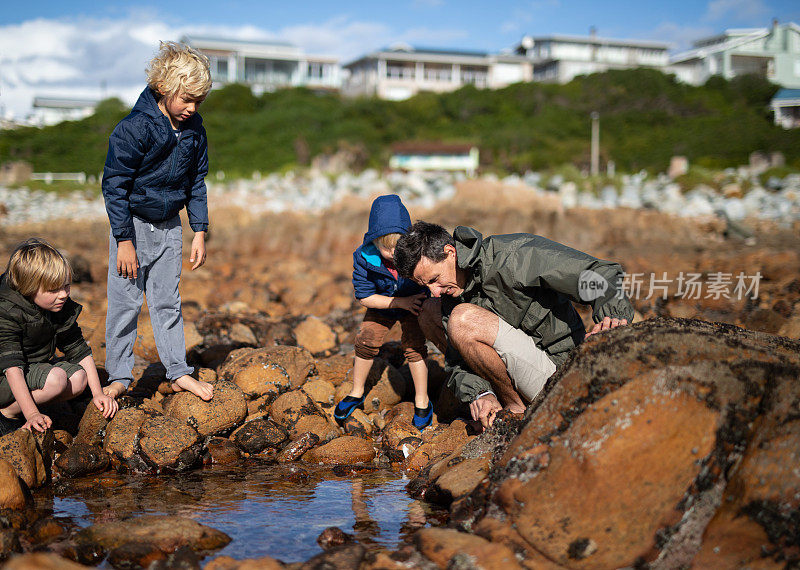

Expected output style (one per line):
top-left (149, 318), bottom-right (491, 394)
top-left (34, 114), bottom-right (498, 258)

top-left (647, 22), bottom-right (717, 52)
top-left (704, 0), bottom-right (770, 22)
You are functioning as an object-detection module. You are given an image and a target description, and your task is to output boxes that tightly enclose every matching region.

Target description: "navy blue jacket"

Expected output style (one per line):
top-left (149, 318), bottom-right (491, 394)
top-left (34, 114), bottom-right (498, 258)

top-left (102, 87), bottom-right (209, 242)
top-left (352, 195), bottom-right (426, 319)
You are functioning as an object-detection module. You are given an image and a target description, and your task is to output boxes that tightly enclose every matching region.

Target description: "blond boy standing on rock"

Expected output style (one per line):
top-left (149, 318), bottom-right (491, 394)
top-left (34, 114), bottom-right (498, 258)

top-left (101, 42), bottom-right (213, 402)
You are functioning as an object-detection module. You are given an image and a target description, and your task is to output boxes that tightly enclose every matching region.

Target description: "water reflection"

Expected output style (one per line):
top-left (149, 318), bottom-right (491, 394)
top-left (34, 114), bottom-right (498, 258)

top-left (38, 461), bottom-right (445, 563)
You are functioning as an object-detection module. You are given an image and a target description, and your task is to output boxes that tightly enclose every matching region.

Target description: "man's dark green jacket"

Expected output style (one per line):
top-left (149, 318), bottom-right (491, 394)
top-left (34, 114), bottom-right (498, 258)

top-left (441, 226), bottom-right (634, 403)
top-left (0, 274), bottom-right (91, 373)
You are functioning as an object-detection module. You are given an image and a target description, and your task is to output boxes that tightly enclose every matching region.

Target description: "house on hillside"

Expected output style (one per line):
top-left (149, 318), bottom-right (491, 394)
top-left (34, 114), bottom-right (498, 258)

top-left (771, 88), bottom-right (800, 128)
top-left (512, 30), bottom-right (670, 83)
top-left (669, 20), bottom-right (800, 88)
top-left (389, 142), bottom-right (479, 176)
top-left (30, 97), bottom-right (98, 127)
top-left (342, 44), bottom-right (531, 100)
top-left (183, 36), bottom-right (341, 93)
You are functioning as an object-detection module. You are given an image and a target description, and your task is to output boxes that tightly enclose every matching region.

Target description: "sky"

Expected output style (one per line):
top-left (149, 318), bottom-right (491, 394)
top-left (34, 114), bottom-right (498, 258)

top-left (1, 0), bottom-right (798, 119)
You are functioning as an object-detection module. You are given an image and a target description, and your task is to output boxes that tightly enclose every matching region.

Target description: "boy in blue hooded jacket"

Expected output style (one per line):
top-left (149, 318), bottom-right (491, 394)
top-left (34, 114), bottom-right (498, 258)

top-left (335, 195), bottom-right (433, 430)
top-left (101, 42), bottom-right (213, 402)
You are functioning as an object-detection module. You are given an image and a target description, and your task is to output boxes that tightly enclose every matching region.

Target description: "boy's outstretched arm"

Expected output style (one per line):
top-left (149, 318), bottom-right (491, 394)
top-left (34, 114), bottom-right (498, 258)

top-left (3, 367), bottom-right (51, 432)
top-left (79, 355), bottom-right (118, 419)
top-left (358, 292), bottom-right (426, 315)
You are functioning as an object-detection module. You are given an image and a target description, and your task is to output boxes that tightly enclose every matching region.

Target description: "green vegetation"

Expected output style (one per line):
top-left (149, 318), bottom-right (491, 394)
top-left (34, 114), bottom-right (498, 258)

top-left (2, 70), bottom-right (799, 178)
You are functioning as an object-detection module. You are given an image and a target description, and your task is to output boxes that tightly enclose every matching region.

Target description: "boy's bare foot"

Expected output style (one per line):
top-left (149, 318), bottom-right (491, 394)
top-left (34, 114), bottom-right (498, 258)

top-left (171, 374), bottom-right (214, 401)
top-left (103, 381), bottom-right (128, 399)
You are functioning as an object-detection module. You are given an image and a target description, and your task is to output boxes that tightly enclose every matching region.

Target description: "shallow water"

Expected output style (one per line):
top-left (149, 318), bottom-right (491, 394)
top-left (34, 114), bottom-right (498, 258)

top-left (38, 461), bottom-right (446, 563)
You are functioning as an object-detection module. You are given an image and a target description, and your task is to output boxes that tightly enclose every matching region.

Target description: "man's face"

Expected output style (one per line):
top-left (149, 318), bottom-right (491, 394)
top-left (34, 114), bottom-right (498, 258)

top-left (412, 245), bottom-right (464, 297)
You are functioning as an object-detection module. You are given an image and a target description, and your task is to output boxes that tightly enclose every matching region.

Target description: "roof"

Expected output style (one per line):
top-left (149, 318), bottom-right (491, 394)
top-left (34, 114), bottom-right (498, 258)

top-left (344, 45), bottom-right (496, 68)
top-left (391, 142), bottom-right (477, 154)
top-left (671, 22), bottom-right (800, 64)
top-left (520, 34), bottom-right (670, 51)
top-left (182, 35), bottom-right (295, 48)
top-left (772, 88), bottom-right (800, 102)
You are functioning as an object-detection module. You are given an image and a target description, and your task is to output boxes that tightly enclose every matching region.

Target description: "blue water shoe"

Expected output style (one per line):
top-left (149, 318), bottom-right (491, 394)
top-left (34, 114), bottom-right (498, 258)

top-left (334, 395), bottom-right (365, 425)
top-left (412, 401), bottom-right (433, 430)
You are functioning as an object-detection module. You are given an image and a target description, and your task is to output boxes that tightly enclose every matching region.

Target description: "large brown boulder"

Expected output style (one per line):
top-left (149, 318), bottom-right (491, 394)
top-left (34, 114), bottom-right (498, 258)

top-left (304, 436), bottom-right (376, 465)
top-left (163, 380), bottom-right (247, 437)
top-left (137, 416), bottom-right (202, 471)
top-left (3, 553), bottom-right (89, 569)
top-left (103, 408), bottom-right (148, 462)
top-left (231, 418), bottom-right (289, 454)
top-left (462, 318), bottom-right (800, 568)
top-left (270, 389), bottom-right (338, 440)
top-left (218, 346), bottom-right (315, 390)
top-left (405, 420), bottom-right (473, 473)
top-left (74, 403), bottom-right (109, 446)
top-left (0, 429), bottom-right (52, 488)
top-left (314, 354), bottom-right (352, 387)
top-left (414, 528), bottom-right (522, 569)
top-left (54, 444), bottom-right (110, 478)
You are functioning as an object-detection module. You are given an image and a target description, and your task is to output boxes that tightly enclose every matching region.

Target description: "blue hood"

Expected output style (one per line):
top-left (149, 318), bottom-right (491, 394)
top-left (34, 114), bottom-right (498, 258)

top-left (363, 195), bottom-right (412, 245)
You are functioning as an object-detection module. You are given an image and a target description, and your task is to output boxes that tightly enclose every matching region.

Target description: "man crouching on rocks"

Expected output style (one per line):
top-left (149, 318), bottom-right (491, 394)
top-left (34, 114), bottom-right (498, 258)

top-left (394, 222), bottom-right (634, 430)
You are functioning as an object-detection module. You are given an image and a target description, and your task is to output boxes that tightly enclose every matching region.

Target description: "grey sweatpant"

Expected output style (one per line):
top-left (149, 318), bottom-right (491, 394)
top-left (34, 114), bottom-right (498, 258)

top-left (105, 215), bottom-right (193, 387)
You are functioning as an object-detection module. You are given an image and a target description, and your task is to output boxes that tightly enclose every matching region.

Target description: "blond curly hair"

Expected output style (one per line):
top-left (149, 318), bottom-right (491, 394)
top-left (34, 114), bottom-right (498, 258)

top-left (146, 41), bottom-right (212, 101)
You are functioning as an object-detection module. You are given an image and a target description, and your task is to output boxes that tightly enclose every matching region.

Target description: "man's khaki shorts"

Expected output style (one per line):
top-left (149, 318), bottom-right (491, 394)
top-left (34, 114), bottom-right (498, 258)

top-left (492, 317), bottom-right (557, 402)
top-left (0, 361), bottom-right (84, 407)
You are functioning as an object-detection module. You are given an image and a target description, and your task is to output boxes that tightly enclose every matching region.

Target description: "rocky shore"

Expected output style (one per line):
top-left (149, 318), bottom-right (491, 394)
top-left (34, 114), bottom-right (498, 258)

top-left (0, 180), bottom-right (798, 568)
top-left (2, 165), bottom-right (800, 227)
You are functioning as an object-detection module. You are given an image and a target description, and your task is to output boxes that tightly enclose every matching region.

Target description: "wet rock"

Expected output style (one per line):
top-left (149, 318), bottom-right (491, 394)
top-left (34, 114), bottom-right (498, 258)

top-left (300, 543), bottom-right (365, 570)
top-left (52, 430), bottom-right (73, 454)
top-left (137, 416), bottom-right (202, 471)
top-left (231, 418), bottom-right (288, 454)
top-left (270, 389), bottom-right (338, 440)
top-left (314, 354), bottom-right (352, 387)
top-left (293, 316), bottom-right (337, 354)
top-left (207, 438), bottom-right (241, 465)
top-left (231, 362), bottom-right (291, 400)
top-left (54, 444), bottom-right (110, 478)
top-left (218, 346), bottom-right (315, 390)
top-left (103, 408), bottom-right (147, 462)
top-left (0, 429), bottom-right (53, 488)
top-left (76, 515), bottom-right (230, 556)
top-left (304, 436), bottom-right (376, 465)
top-left (74, 404), bottom-right (109, 447)
top-left (466, 318), bottom-right (800, 568)
top-left (414, 528), bottom-right (522, 569)
top-left (301, 378), bottom-right (335, 406)
top-left (0, 529), bottom-right (21, 561)
top-left (163, 380), bottom-right (247, 437)
top-left (245, 393), bottom-right (275, 419)
top-left (405, 420), bottom-right (472, 473)
top-left (107, 541), bottom-right (166, 568)
top-left (428, 455), bottom-right (491, 506)
top-left (205, 555), bottom-right (284, 569)
top-left (3, 553), bottom-right (89, 569)
top-left (285, 465), bottom-right (310, 484)
top-left (276, 432), bottom-right (319, 463)
top-left (342, 416), bottom-right (369, 439)
top-left (27, 517), bottom-right (67, 544)
top-left (317, 526), bottom-right (354, 550)
top-left (0, 459), bottom-right (29, 510)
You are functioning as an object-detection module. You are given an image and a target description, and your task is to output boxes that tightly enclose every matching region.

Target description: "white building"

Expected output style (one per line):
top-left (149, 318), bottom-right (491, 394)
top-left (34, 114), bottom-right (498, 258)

top-left (669, 21), bottom-right (800, 88)
top-left (342, 44), bottom-right (532, 100)
top-left (771, 88), bottom-right (800, 128)
top-left (183, 36), bottom-right (341, 93)
top-left (29, 97), bottom-right (98, 127)
top-left (513, 31), bottom-right (670, 83)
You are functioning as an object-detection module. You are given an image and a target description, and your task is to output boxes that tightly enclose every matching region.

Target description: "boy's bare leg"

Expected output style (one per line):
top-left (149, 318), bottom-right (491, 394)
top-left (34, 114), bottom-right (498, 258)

top-left (171, 374), bottom-right (214, 401)
top-left (1, 367), bottom-right (70, 418)
top-left (408, 359), bottom-right (429, 409)
top-left (447, 303), bottom-right (526, 414)
top-left (349, 356), bottom-right (372, 398)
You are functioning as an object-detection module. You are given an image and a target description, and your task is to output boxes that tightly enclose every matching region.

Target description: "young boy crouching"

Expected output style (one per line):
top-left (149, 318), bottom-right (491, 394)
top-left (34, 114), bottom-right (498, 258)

top-left (0, 239), bottom-right (118, 434)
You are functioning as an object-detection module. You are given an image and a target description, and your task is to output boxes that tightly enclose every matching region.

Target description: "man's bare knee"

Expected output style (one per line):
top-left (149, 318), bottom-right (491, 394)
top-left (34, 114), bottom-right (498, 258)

top-left (448, 303), bottom-right (493, 346)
